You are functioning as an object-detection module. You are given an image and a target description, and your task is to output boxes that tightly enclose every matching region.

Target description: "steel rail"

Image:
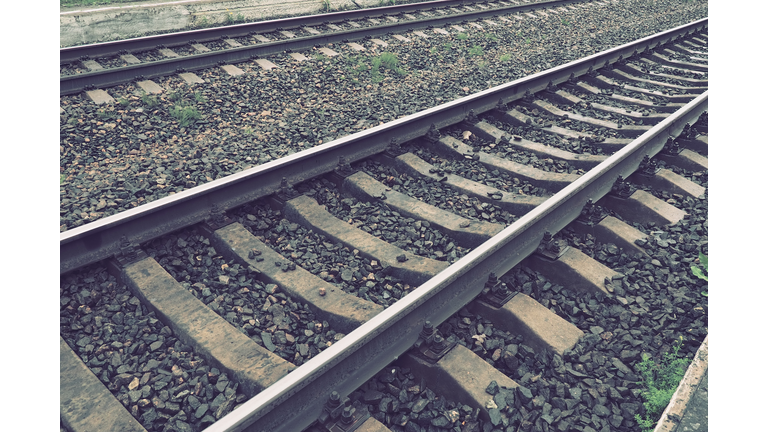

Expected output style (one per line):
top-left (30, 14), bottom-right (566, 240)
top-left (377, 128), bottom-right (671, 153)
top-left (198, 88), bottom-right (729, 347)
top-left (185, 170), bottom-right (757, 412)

top-left (207, 92), bottom-right (709, 432)
top-left (60, 0), bottom-right (588, 95)
top-left (60, 0), bottom-right (585, 62)
top-left (60, 19), bottom-right (708, 277)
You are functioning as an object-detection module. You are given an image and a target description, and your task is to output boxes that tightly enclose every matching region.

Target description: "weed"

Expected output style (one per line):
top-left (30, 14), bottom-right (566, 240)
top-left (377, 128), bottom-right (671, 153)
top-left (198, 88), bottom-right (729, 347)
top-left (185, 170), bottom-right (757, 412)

top-left (468, 45), bottom-right (484, 56)
top-left (168, 91), bottom-right (182, 102)
top-left (321, 0), bottom-right (332, 13)
top-left (141, 93), bottom-right (159, 107)
top-left (456, 33), bottom-right (469, 40)
top-left (525, 38), bottom-right (531, 44)
top-left (193, 92), bottom-right (207, 103)
top-left (371, 58), bottom-right (383, 83)
top-left (484, 33), bottom-right (498, 42)
top-left (170, 104), bottom-right (201, 127)
top-left (430, 47), bottom-right (438, 54)
top-left (118, 97), bottom-right (130, 106)
top-left (500, 53), bottom-right (512, 62)
top-left (561, 19), bottom-right (569, 26)
top-left (443, 42), bottom-right (453, 50)
top-left (380, 52), bottom-right (403, 73)
top-left (634, 337), bottom-right (690, 432)
top-left (97, 109), bottom-right (114, 119)
top-left (244, 126), bottom-right (253, 135)
top-left (478, 61), bottom-right (487, 69)
top-left (61, 173), bottom-right (66, 184)
top-left (371, 52), bottom-right (406, 83)
top-left (691, 251), bottom-right (708, 295)
top-left (195, 16), bottom-right (210, 29)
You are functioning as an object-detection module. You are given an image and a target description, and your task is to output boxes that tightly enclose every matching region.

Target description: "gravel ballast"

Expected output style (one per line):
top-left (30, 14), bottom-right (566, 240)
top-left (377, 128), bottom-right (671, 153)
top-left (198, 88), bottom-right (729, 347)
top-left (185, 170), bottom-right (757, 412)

top-left (142, 228), bottom-right (344, 365)
top-left (374, 173), bottom-right (708, 432)
top-left (59, 0), bottom-right (708, 232)
top-left (231, 199), bottom-right (412, 307)
top-left (60, 267), bottom-right (249, 432)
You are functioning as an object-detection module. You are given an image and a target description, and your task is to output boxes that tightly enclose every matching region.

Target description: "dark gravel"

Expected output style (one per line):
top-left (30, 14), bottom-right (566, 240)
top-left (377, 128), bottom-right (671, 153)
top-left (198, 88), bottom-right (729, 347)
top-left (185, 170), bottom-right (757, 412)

top-left (59, 0), bottom-right (708, 232)
top-left (60, 266), bottom-right (249, 432)
top-left (409, 139), bottom-right (551, 195)
top-left (343, 365), bottom-right (492, 432)
top-left (307, 177), bottom-right (473, 263)
top-left (357, 158), bottom-right (521, 225)
top-left (231, 199), bottom-right (411, 307)
top-left (142, 227), bottom-right (343, 365)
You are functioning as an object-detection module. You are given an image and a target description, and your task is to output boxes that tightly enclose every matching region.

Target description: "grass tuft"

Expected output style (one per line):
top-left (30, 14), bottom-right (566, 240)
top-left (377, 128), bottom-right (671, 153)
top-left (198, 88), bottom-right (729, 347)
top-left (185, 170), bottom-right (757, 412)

top-left (371, 52), bottom-right (406, 83)
top-left (170, 104), bottom-right (201, 127)
top-left (634, 337), bottom-right (690, 432)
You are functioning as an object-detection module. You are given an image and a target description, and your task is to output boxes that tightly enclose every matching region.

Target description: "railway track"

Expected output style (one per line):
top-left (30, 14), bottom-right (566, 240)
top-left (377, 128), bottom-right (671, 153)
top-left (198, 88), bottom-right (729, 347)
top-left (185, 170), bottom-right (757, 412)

top-left (60, 15), bottom-right (707, 432)
top-left (60, 0), bottom-right (581, 95)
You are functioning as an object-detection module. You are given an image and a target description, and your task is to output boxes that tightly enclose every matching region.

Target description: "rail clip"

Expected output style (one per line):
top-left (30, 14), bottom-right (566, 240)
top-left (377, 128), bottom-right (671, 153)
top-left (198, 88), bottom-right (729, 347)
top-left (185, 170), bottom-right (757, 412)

top-left (317, 391), bottom-right (371, 432)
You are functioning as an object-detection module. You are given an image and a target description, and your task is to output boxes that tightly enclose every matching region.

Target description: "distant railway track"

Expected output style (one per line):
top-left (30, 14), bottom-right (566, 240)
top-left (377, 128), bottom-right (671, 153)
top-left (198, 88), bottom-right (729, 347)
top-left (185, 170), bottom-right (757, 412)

top-left (60, 15), bottom-right (708, 432)
top-left (60, 0), bottom-right (594, 95)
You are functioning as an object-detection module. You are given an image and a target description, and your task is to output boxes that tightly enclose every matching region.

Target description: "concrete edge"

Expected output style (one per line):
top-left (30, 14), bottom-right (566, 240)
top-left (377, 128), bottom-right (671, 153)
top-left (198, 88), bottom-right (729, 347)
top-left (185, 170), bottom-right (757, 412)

top-left (653, 334), bottom-right (708, 432)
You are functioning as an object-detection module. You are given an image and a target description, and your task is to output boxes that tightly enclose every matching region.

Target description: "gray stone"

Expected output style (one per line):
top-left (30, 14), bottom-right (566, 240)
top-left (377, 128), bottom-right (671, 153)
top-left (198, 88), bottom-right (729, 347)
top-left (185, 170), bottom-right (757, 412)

top-left (195, 404), bottom-right (209, 418)
top-left (517, 385), bottom-right (533, 403)
top-left (486, 380), bottom-right (500, 395)
top-left (488, 408), bottom-right (502, 426)
top-left (594, 404), bottom-right (611, 417)
top-left (261, 332), bottom-right (276, 351)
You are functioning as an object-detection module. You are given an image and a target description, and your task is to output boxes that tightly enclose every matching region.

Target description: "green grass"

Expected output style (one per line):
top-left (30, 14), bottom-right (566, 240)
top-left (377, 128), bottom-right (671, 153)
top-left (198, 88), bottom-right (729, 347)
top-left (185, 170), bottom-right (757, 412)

top-left (141, 93), bottom-right (159, 108)
top-left (170, 104), bottom-right (201, 127)
top-left (193, 91), bottom-right (207, 103)
top-left (369, 52), bottom-right (406, 83)
top-left (500, 53), bottom-right (512, 62)
top-left (168, 91), bottom-right (182, 102)
top-left (468, 45), bottom-right (484, 56)
top-left (634, 338), bottom-right (691, 432)
top-left (456, 33), bottom-right (469, 40)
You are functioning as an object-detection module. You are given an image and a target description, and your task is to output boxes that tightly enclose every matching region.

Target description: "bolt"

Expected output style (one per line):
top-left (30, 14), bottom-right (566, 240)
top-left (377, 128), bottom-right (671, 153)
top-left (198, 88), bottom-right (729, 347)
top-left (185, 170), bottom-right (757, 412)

top-left (430, 333), bottom-right (446, 353)
top-left (420, 321), bottom-right (435, 340)
top-left (341, 406), bottom-right (354, 425)
top-left (327, 391), bottom-right (341, 408)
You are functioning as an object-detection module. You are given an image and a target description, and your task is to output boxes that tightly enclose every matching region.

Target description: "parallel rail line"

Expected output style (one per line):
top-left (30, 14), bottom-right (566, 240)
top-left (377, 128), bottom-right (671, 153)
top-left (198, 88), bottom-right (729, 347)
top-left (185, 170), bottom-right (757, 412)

top-left (60, 0), bottom-right (589, 95)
